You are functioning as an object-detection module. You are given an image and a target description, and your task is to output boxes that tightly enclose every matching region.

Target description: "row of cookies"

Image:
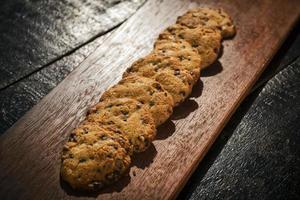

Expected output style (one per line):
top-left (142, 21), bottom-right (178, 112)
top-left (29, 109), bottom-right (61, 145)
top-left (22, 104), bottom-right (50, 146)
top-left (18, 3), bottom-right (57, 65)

top-left (60, 7), bottom-right (235, 191)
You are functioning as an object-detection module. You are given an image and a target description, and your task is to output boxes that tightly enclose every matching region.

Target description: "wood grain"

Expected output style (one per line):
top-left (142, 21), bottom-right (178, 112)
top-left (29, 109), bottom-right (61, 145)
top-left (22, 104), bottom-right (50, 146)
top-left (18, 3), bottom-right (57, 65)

top-left (0, 31), bottom-right (112, 134)
top-left (0, 0), bottom-right (145, 89)
top-left (0, 0), bottom-right (299, 199)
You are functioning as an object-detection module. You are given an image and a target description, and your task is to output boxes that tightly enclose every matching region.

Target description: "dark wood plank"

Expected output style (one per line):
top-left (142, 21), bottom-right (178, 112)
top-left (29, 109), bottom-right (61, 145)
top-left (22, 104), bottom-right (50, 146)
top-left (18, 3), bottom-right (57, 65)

top-left (0, 0), bottom-right (145, 89)
top-left (0, 32), bottom-right (112, 134)
top-left (0, 0), bottom-right (299, 199)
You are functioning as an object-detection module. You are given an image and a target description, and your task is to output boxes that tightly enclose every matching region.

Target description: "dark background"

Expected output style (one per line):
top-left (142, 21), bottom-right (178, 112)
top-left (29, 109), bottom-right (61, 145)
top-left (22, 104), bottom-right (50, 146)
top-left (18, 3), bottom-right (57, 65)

top-left (0, 0), bottom-right (299, 199)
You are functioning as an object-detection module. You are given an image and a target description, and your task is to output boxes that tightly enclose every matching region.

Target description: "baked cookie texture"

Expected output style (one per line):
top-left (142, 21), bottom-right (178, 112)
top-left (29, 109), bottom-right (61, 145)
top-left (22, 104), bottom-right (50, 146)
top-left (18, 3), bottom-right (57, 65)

top-left (154, 38), bottom-right (201, 83)
top-left (61, 124), bottom-right (131, 190)
top-left (124, 53), bottom-right (194, 105)
top-left (177, 8), bottom-right (236, 38)
top-left (100, 75), bottom-right (174, 126)
top-left (158, 24), bottom-right (222, 68)
top-left (87, 98), bottom-right (156, 153)
top-left (61, 7), bottom-right (235, 191)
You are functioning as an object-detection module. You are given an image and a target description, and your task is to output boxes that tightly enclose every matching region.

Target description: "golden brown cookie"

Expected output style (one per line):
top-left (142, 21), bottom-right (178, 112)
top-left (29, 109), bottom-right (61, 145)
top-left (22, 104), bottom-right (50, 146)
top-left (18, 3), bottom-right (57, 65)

top-left (61, 125), bottom-right (131, 191)
top-left (100, 76), bottom-right (174, 126)
top-left (153, 38), bottom-right (201, 83)
top-left (158, 24), bottom-right (222, 68)
top-left (124, 53), bottom-right (194, 105)
top-left (177, 7), bottom-right (235, 38)
top-left (68, 123), bottom-right (133, 154)
top-left (87, 98), bottom-right (156, 152)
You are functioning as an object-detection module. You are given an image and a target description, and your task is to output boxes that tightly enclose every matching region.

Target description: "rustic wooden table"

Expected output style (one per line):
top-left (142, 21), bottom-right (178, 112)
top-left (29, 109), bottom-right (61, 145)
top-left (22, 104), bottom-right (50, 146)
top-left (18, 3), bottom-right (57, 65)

top-left (0, 0), bottom-right (299, 199)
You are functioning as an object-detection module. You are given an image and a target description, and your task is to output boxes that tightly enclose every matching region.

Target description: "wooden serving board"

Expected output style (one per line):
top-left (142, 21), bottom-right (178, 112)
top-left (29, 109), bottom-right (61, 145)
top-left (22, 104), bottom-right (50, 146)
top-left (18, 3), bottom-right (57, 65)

top-left (0, 0), bottom-right (299, 199)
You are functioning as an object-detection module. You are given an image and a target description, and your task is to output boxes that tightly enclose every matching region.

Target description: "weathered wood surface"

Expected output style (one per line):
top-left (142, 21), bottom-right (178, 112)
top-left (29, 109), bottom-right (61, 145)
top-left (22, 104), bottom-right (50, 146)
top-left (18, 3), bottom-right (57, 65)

top-left (0, 32), bottom-right (112, 134)
top-left (0, 0), bottom-right (145, 89)
top-left (0, 0), bottom-right (299, 199)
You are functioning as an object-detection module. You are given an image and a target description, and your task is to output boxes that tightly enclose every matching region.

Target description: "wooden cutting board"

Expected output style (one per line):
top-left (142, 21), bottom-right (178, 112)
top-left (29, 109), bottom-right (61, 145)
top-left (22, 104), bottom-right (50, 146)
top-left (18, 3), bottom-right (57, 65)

top-left (0, 0), bottom-right (299, 199)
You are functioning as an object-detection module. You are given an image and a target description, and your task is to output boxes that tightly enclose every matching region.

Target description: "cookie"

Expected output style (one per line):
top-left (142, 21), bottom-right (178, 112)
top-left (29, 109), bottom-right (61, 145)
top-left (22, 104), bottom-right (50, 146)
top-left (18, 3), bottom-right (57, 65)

top-left (67, 122), bottom-right (133, 155)
top-left (124, 53), bottom-right (194, 105)
top-left (61, 125), bottom-right (131, 191)
top-left (158, 24), bottom-right (222, 68)
top-left (100, 76), bottom-right (174, 126)
top-left (177, 7), bottom-right (235, 38)
top-left (87, 98), bottom-right (156, 152)
top-left (153, 38), bottom-right (201, 83)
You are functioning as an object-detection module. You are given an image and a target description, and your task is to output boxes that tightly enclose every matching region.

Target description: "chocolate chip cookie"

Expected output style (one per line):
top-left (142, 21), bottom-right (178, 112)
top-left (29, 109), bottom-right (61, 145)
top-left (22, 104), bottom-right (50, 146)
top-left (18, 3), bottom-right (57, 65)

top-left (87, 98), bottom-right (156, 152)
top-left (153, 38), bottom-right (201, 83)
top-left (61, 125), bottom-right (131, 191)
top-left (177, 7), bottom-right (235, 38)
top-left (100, 76), bottom-right (174, 126)
top-left (124, 53), bottom-right (194, 105)
top-left (158, 24), bottom-right (222, 68)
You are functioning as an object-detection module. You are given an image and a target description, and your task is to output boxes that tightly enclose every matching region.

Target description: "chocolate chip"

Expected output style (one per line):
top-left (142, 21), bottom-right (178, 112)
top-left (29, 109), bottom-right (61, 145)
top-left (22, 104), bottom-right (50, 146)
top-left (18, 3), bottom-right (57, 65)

top-left (110, 144), bottom-right (119, 150)
top-left (114, 129), bottom-right (122, 134)
top-left (178, 55), bottom-right (184, 61)
top-left (100, 135), bottom-right (108, 140)
top-left (121, 110), bottom-right (129, 116)
top-left (83, 128), bottom-right (88, 134)
top-left (153, 83), bottom-right (162, 91)
top-left (79, 158), bottom-right (86, 163)
top-left (174, 69), bottom-right (180, 76)
top-left (148, 90), bottom-right (155, 96)
top-left (105, 104), bottom-right (113, 108)
top-left (149, 101), bottom-right (155, 107)
top-left (87, 108), bottom-right (95, 114)
top-left (62, 146), bottom-right (69, 152)
top-left (126, 67), bottom-right (134, 73)
top-left (107, 153), bottom-right (113, 158)
top-left (139, 99), bottom-right (146, 104)
top-left (202, 17), bottom-right (209, 21)
top-left (68, 133), bottom-right (77, 142)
